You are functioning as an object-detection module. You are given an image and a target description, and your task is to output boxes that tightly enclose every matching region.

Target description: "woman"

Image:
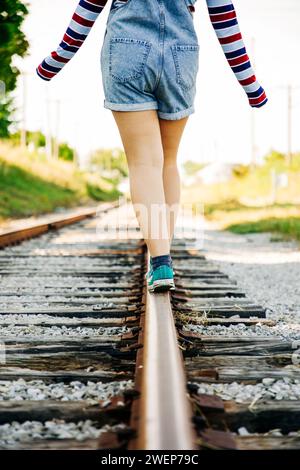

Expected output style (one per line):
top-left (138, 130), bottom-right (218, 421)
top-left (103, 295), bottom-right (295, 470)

top-left (37, 0), bottom-right (267, 293)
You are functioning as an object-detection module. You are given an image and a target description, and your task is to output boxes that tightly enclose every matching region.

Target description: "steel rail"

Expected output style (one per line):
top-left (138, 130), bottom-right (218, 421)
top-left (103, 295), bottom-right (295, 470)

top-left (135, 252), bottom-right (196, 450)
top-left (0, 203), bottom-right (118, 248)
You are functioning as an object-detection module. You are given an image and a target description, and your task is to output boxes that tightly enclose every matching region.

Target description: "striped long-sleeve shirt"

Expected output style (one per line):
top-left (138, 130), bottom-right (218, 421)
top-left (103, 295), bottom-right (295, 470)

top-left (36, 0), bottom-right (267, 108)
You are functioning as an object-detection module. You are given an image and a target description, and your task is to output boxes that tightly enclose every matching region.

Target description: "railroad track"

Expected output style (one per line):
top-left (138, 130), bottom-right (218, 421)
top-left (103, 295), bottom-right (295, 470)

top-left (0, 204), bottom-right (299, 450)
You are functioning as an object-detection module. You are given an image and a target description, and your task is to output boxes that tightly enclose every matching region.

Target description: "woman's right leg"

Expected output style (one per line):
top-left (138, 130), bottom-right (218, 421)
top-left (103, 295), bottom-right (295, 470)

top-left (111, 109), bottom-right (170, 257)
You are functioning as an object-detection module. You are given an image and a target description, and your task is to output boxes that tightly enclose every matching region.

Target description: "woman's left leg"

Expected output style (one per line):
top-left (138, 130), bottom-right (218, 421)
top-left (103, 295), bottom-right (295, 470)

top-left (159, 116), bottom-right (189, 242)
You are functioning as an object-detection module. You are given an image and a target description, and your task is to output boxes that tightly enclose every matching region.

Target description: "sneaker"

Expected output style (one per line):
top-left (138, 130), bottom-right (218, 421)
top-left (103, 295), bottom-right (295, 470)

top-left (147, 264), bottom-right (175, 293)
top-left (145, 257), bottom-right (174, 280)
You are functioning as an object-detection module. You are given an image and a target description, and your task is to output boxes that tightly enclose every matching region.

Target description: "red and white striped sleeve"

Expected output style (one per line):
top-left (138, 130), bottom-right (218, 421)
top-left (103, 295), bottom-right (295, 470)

top-left (36, 0), bottom-right (108, 81)
top-left (205, 0), bottom-right (268, 108)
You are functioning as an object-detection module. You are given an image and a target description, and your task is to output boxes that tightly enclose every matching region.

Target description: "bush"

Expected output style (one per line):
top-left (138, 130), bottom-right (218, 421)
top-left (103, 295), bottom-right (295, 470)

top-left (232, 164), bottom-right (250, 178)
top-left (86, 183), bottom-right (120, 201)
top-left (59, 142), bottom-right (74, 161)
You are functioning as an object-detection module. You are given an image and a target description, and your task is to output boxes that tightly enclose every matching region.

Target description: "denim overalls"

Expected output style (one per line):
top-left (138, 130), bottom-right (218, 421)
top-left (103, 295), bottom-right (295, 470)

top-left (100, 0), bottom-right (199, 120)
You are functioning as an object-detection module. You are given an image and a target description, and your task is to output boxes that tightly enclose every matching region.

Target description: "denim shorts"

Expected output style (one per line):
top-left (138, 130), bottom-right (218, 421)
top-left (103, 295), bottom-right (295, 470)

top-left (100, 0), bottom-right (199, 120)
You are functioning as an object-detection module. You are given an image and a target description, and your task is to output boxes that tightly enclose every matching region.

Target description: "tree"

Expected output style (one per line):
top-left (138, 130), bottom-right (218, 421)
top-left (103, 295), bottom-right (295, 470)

top-left (9, 130), bottom-right (46, 148)
top-left (90, 148), bottom-right (129, 179)
top-left (0, 0), bottom-right (29, 137)
top-left (183, 160), bottom-right (205, 176)
top-left (59, 142), bottom-right (74, 161)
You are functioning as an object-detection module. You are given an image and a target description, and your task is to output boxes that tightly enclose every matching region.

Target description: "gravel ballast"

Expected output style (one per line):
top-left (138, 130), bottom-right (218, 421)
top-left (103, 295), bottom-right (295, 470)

top-left (0, 420), bottom-right (127, 447)
top-left (0, 379), bottom-right (134, 403)
top-left (185, 322), bottom-right (300, 340)
top-left (237, 427), bottom-right (300, 437)
top-left (202, 227), bottom-right (300, 322)
top-left (191, 378), bottom-right (300, 403)
top-left (0, 325), bottom-right (128, 338)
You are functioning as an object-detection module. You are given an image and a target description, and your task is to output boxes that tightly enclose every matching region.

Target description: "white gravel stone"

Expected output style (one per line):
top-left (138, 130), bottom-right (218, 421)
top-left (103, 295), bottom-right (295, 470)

top-left (262, 378), bottom-right (276, 386)
top-left (237, 427), bottom-right (250, 436)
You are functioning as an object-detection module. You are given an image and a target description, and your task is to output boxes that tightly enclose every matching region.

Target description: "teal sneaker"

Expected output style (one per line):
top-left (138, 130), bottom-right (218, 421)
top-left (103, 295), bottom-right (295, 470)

top-left (145, 257), bottom-right (175, 281)
top-left (145, 258), bottom-right (175, 279)
top-left (147, 264), bottom-right (175, 293)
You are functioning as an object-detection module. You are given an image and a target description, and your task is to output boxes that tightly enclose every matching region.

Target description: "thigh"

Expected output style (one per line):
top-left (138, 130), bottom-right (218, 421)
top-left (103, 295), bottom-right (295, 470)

top-left (111, 110), bottom-right (164, 167)
top-left (159, 116), bottom-right (189, 163)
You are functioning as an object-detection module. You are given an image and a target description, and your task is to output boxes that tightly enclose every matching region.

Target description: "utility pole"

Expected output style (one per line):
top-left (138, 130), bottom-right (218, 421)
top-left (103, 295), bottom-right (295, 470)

top-left (21, 72), bottom-right (28, 149)
top-left (45, 88), bottom-right (52, 158)
top-left (53, 99), bottom-right (61, 159)
top-left (250, 109), bottom-right (256, 170)
top-left (287, 84), bottom-right (292, 166)
top-left (250, 38), bottom-right (256, 171)
top-left (73, 121), bottom-right (80, 167)
top-left (276, 84), bottom-right (300, 166)
top-left (213, 139), bottom-right (218, 162)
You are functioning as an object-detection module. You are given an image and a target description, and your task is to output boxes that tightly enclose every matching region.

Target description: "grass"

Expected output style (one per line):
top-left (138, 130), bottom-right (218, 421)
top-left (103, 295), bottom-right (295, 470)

top-left (181, 157), bottom-right (300, 241)
top-left (182, 161), bottom-right (300, 241)
top-left (227, 217), bottom-right (300, 241)
top-left (199, 199), bottom-right (300, 242)
top-left (0, 160), bottom-right (77, 218)
top-left (203, 199), bottom-right (298, 217)
top-left (0, 141), bottom-right (121, 220)
top-left (182, 154), bottom-right (300, 209)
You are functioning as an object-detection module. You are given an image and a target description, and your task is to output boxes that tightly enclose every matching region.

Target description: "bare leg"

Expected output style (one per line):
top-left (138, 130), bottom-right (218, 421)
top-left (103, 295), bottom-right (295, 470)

top-left (111, 109), bottom-right (170, 257)
top-left (159, 117), bottom-right (189, 243)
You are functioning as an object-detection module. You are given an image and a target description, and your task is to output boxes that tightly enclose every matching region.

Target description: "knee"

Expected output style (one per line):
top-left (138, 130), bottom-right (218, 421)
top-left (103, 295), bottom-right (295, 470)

top-left (163, 155), bottom-right (178, 169)
top-left (163, 148), bottom-right (178, 168)
top-left (128, 154), bottom-right (164, 172)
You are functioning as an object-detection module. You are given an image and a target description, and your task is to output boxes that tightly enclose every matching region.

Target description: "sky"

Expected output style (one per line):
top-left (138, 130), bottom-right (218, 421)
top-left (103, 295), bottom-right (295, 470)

top-left (14, 0), bottom-right (300, 166)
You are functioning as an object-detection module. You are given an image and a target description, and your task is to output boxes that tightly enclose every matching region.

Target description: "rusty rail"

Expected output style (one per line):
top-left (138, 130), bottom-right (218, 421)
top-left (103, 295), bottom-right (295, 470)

top-left (132, 251), bottom-right (196, 450)
top-left (0, 203), bottom-right (117, 248)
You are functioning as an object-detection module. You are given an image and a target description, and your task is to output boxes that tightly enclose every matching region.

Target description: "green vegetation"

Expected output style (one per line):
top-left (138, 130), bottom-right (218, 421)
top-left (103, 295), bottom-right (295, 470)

top-left (58, 142), bottom-right (75, 161)
top-left (182, 160), bottom-right (205, 177)
top-left (204, 199), bottom-right (298, 217)
top-left (0, 141), bottom-right (123, 220)
top-left (10, 131), bottom-right (75, 161)
top-left (264, 150), bottom-right (300, 173)
top-left (182, 150), bottom-right (300, 241)
top-left (0, 5), bottom-right (127, 220)
top-left (0, 160), bottom-right (76, 217)
top-left (86, 183), bottom-right (120, 202)
top-left (90, 147), bottom-right (128, 181)
top-left (25, 130), bottom-right (46, 148)
top-left (183, 151), bottom-right (300, 208)
top-left (227, 217), bottom-right (300, 241)
top-left (183, 163), bottom-right (300, 208)
top-left (204, 199), bottom-right (249, 216)
top-left (0, 1), bottom-right (29, 136)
